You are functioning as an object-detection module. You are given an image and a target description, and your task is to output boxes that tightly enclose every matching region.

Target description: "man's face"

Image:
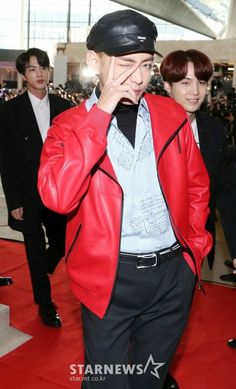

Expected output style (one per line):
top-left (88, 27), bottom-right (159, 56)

top-left (164, 61), bottom-right (207, 114)
top-left (22, 56), bottom-right (49, 95)
top-left (97, 52), bottom-right (154, 104)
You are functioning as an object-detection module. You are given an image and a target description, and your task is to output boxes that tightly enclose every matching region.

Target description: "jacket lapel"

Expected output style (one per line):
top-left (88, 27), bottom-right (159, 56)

top-left (20, 92), bottom-right (43, 147)
top-left (196, 112), bottom-right (209, 158)
top-left (144, 94), bottom-right (187, 156)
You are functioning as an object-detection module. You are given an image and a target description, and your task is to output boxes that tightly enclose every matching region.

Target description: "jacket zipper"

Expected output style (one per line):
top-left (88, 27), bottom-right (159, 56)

top-left (65, 224), bottom-right (82, 263)
top-left (98, 166), bottom-right (124, 317)
top-left (156, 119), bottom-right (203, 291)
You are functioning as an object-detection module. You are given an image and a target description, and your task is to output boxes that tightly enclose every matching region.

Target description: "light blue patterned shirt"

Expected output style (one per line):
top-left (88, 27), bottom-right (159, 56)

top-left (86, 90), bottom-right (176, 253)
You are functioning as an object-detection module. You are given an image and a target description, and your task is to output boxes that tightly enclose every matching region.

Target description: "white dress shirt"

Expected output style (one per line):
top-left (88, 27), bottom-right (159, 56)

top-left (28, 91), bottom-right (50, 142)
top-left (191, 117), bottom-right (200, 149)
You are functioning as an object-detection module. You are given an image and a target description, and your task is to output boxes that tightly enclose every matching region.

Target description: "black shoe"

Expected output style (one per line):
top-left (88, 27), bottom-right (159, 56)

top-left (163, 373), bottom-right (179, 389)
top-left (219, 273), bottom-right (236, 282)
top-left (224, 259), bottom-right (234, 269)
top-left (0, 276), bottom-right (13, 286)
top-left (228, 339), bottom-right (236, 349)
top-left (39, 302), bottom-right (62, 328)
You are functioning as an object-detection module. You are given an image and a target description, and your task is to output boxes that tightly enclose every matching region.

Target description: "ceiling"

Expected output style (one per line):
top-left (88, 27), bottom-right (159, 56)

top-left (112, 0), bottom-right (234, 39)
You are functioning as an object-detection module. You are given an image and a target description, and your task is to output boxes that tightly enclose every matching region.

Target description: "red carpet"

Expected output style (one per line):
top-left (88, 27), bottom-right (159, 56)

top-left (0, 238), bottom-right (236, 388)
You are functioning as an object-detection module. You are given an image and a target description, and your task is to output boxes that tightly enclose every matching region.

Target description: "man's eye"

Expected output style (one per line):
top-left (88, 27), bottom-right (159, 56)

top-left (144, 64), bottom-right (152, 69)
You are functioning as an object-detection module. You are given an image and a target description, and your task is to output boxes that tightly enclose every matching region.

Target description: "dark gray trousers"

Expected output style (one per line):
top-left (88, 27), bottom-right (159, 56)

top-left (81, 251), bottom-right (196, 389)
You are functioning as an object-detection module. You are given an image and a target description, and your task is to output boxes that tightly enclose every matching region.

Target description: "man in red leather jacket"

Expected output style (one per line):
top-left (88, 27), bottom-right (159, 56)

top-left (38, 10), bottom-right (212, 389)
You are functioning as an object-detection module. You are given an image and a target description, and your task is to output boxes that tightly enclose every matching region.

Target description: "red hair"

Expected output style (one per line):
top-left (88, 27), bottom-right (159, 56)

top-left (160, 49), bottom-right (213, 83)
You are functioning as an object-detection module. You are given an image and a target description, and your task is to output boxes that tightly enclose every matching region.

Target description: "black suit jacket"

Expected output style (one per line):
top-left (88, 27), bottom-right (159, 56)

top-left (0, 91), bottom-right (73, 233)
top-left (196, 111), bottom-right (236, 268)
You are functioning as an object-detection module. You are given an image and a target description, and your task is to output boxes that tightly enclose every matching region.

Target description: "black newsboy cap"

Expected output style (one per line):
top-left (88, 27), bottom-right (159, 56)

top-left (86, 9), bottom-right (163, 57)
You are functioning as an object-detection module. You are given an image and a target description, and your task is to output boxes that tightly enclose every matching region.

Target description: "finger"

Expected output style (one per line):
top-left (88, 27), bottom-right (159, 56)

top-left (11, 208), bottom-right (23, 220)
top-left (114, 62), bottom-right (140, 86)
top-left (106, 58), bottom-right (140, 86)
top-left (106, 56), bottom-right (116, 82)
top-left (119, 84), bottom-right (138, 98)
top-left (11, 210), bottom-right (18, 219)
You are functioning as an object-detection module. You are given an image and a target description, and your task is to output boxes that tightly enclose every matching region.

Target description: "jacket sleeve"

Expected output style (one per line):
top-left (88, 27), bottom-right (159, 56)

top-left (182, 119), bottom-right (213, 269)
top-left (38, 104), bottom-right (112, 214)
top-left (0, 109), bottom-right (24, 212)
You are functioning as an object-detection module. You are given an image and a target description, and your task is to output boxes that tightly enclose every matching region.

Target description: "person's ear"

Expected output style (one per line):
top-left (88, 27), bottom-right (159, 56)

top-left (86, 50), bottom-right (100, 75)
top-left (164, 81), bottom-right (172, 95)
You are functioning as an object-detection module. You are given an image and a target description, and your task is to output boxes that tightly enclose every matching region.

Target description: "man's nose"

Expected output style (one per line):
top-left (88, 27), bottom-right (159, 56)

top-left (36, 67), bottom-right (44, 76)
top-left (190, 82), bottom-right (200, 95)
top-left (131, 66), bottom-right (143, 84)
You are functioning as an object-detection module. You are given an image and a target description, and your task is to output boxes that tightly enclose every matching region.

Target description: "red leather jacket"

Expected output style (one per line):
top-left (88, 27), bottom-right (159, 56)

top-left (38, 94), bottom-right (212, 318)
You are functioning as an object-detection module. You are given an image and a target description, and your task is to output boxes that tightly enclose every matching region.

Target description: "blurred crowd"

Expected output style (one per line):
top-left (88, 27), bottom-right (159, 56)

top-left (1, 75), bottom-right (236, 147)
top-left (0, 81), bottom-right (95, 106)
top-left (206, 83), bottom-right (236, 147)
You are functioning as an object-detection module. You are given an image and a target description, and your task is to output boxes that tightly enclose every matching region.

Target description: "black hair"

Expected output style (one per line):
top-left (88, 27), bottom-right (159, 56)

top-left (160, 49), bottom-right (213, 83)
top-left (16, 48), bottom-right (50, 75)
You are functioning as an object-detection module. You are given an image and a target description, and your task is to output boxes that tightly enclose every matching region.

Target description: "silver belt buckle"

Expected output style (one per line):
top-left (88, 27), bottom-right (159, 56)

top-left (136, 253), bottom-right (158, 269)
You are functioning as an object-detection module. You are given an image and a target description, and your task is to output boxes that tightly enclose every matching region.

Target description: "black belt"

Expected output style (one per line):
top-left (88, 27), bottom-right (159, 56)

top-left (120, 243), bottom-right (182, 269)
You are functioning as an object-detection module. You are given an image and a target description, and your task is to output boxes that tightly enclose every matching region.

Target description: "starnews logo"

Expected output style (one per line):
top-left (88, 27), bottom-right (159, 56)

top-left (69, 354), bottom-right (165, 382)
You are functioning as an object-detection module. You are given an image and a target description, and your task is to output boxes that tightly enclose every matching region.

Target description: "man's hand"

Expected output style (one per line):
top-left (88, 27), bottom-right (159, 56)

top-left (97, 56), bottom-right (139, 114)
top-left (11, 207), bottom-right (24, 221)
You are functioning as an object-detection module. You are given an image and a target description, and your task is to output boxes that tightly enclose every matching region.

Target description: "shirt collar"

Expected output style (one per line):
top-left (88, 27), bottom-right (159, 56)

top-left (28, 90), bottom-right (49, 107)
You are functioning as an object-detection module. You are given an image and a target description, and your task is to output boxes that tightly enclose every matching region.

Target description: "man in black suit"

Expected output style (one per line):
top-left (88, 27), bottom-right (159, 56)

top-left (160, 49), bottom-right (236, 270)
top-left (160, 49), bottom-right (236, 389)
top-left (0, 48), bottom-right (73, 327)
